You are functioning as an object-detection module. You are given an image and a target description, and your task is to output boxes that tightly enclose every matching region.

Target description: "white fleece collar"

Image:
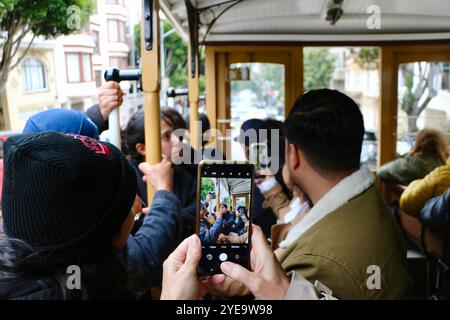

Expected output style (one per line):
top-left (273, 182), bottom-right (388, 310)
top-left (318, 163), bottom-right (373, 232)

top-left (278, 166), bottom-right (374, 249)
top-left (284, 197), bottom-right (309, 224)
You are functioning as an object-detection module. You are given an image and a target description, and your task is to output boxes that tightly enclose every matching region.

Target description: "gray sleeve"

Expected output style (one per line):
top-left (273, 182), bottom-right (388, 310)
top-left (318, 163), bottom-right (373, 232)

top-left (125, 190), bottom-right (182, 292)
top-left (86, 104), bottom-right (109, 134)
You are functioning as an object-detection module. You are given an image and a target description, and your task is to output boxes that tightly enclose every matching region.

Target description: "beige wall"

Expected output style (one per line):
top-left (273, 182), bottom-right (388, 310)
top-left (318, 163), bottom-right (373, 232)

top-left (3, 48), bottom-right (59, 131)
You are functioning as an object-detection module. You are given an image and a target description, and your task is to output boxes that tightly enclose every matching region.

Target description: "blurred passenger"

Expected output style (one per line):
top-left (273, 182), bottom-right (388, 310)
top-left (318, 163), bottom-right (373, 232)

top-left (125, 108), bottom-right (197, 239)
top-left (219, 203), bottom-right (235, 236)
top-left (378, 129), bottom-right (450, 185)
top-left (199, 201), bottom-right (224, 244)
top-left (400, 156), bottom-right (450, 216)
top-left (236, 118), bottom-right (291, 238)
top-left (257, 163), bottom-right (311, 250)
top-left (419, 187), bottom-right (450, 299)
top-left (218, 207), bottom-right (250, 244)
top-left (419, 187), bottom-right (450, 230)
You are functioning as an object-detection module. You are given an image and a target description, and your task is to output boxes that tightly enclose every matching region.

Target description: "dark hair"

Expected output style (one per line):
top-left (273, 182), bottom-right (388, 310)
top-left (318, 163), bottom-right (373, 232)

top-left (262, 118), bottom-right (292, 199)
top-left (0, 237), bottom-right (136, 299)
top-left (220, 203), bottom-right (228, 209)
top-left (284, 89), bottom-right (365, 175)
top-left (409, 129), bottom-right (450, 163)
top-left (161, 107), bottom-right (187, 131)
top-left (125, 107), bottom-right (186, 165)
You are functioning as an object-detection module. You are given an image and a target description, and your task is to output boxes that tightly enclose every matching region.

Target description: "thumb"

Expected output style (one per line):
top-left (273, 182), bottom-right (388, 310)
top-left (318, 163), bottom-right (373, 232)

top-left (183, 235), bottom-right (202, 271)
top-left (220, 261), bottom-right (255, 289)
top-left (138, 162), bottom-right (152, 175)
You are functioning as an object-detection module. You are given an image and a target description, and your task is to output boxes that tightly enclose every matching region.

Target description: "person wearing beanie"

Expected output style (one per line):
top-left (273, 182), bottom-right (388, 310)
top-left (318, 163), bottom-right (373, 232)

top-left (0, 132), bottom-right (181, 299)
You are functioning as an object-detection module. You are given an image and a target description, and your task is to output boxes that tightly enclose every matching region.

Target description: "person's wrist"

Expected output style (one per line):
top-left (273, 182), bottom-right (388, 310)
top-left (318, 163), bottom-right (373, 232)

top-left (99, 105), bottom-right (109, 121)
top-left (277, 273), bottom-right (291, 299)
top-left (155, 182), bottom-right (173, 193)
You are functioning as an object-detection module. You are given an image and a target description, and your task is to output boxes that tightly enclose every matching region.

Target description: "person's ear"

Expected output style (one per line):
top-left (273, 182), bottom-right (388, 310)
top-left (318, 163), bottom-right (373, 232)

top-left (287, 143), bottom-right (301, 171)
top-left (136, 143), bottom-right (146, 157)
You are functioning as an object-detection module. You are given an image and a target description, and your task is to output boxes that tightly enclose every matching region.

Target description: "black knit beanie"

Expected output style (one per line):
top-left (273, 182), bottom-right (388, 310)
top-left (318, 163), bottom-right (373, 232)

top-left (2, 131), bottom-right (137, 251)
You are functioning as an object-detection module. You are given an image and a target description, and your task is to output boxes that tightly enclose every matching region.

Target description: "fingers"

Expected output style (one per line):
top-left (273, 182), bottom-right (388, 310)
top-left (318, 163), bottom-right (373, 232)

top-left (104, 81), bottom-right (120, 89)
top-left (160, 155), bottom-right (172, 168)
top-left (103, 81), bottom-right (127, 95)
top-left (250, 225), bottom-right (270, 251)
top-left (220, 261), bottom-right (255, 289)
top-left (183, 235), bottom-right (202, 272)
top-left (142, 207), bottom-right (150, 215)
top-left (164, 234), bottom-right (201, 275)
top-left (138, 162), bottom-right (151, 175)
top-left (164, 235), bottom-right (191, 273)
top-left (202, 274), bottom-right (226, 289)
top-left (100, 82), bottom-right (126, 109)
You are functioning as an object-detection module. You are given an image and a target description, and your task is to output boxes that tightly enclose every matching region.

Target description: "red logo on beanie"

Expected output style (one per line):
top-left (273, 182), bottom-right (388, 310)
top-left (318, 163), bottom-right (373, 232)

top-left (66, 134), bottom-right (111, 157)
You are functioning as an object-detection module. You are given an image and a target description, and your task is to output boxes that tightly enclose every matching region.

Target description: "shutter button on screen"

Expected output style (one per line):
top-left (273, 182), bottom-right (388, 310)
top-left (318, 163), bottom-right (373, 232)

top-left (219, 253), bottom-right (228, 262)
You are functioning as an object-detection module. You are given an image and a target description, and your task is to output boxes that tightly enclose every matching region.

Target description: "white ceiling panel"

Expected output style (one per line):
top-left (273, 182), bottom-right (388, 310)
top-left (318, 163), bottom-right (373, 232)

top-left (160, 0), bottom-right (450, 42)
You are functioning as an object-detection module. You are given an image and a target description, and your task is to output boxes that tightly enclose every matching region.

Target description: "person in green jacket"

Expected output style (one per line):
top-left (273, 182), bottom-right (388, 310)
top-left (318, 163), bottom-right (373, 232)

top-left (378, 129), bottom-right (450, 185)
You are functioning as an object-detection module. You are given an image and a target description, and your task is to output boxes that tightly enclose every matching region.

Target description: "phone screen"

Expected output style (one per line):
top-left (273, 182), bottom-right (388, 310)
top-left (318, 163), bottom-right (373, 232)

top-left (197, 162), bottom-right (253, 275)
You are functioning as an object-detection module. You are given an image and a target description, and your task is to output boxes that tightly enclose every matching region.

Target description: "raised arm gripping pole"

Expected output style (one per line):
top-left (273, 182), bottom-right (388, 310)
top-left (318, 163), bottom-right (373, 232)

top-left (104, 68), bottom-right (141, 150)
top-left (141, 0), bottom-right (162, 203)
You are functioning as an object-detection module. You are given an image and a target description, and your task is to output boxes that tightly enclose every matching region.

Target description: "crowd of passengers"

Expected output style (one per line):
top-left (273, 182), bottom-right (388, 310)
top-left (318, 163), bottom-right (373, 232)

top-left (0, 81), bottom-right (449, 300)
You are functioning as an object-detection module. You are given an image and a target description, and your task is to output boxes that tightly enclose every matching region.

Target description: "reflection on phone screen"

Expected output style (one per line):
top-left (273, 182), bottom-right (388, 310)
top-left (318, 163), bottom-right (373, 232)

top-left (198, 168), bottom-right (252, 275)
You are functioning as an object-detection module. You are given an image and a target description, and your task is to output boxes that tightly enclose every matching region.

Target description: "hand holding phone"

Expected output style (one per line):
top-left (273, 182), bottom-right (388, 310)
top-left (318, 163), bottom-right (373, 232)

top-left (196, 160), bottom-right (254, 275)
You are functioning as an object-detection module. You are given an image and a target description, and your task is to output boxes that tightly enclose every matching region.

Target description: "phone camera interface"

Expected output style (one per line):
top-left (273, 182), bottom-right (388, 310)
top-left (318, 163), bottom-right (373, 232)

top-left (199, 168), bottom-right (252, 274)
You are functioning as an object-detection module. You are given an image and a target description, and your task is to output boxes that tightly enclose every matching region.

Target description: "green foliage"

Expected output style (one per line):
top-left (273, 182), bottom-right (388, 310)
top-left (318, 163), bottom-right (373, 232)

top-left (231, 63), bottom-right (285, 110)
top-left (200, 178), bottom-right (215, 200)
top-left (0, 0), bottom-right (15, 18)
top-left (0, 0), bottom-right (93, 38)
top-left (350, 48), bottom-right (380, 69)
top-left (134, 22), bottom-right (141, 60)
top-left (303, 48), bottom-right (336, 91)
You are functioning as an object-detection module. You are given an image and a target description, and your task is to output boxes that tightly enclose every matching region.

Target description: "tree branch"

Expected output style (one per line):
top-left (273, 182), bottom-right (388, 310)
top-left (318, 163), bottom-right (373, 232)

top-left (10, 26), bottom-right (31, 61)
top-left (12, 23), bottom-right (27, 46)
top-left (9, 31), bottom-right (37, 71)
top-left (416, 94), bottom-right (432, 116)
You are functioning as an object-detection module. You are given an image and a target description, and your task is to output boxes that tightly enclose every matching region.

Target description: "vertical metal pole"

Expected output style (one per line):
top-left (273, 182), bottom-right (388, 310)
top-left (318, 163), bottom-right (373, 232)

top-left (188, 44), bottom-right (200, 150)
top-left (141, 0), bottom-right (161, 203)
top-left (186, 0), bottom-right (201, 150)
top-left (160, 18), bottom-right (167, 107)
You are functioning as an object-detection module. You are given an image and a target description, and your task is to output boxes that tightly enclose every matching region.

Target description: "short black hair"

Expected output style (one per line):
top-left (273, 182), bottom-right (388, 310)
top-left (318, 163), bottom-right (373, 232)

top-left (283, 89), bottom-right (364, 175)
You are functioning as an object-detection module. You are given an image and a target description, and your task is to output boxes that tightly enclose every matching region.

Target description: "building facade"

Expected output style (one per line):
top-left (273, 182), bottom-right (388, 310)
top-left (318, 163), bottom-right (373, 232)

top-left (0, 0), bottom-right (142, 132)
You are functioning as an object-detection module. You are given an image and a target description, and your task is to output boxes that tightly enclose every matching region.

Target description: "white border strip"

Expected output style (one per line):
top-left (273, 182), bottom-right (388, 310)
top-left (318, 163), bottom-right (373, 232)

top-left (205, 32), bottom-right (450, 42)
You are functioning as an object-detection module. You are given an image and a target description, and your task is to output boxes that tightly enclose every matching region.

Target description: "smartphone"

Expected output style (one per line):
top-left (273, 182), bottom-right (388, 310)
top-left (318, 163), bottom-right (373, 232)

top-left (196, 160), bottom-right (254, 275)
top-left (250, 142), bottom-right (269, 178)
